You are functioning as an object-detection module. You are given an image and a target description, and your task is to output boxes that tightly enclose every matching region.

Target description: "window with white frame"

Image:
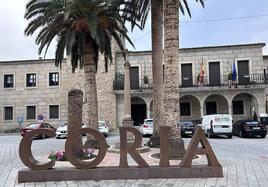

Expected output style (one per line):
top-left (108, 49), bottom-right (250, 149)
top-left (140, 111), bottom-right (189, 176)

top-left (26, 106), bottom-right (36, 120)
top-left (26, 74), bottom-right (36, 87)
top-left (49, 105), bottom-right (59, 119)
top-left (49, 72), bottom-right (59, 86)
top-left (4, 74), bottom-right (14, 88)
top-left (4, 106), bottom-right (13, 120)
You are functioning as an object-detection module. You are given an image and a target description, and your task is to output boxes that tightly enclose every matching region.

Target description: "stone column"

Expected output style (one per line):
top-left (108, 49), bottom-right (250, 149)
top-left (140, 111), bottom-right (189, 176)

top-left (147, 109), bottom-right (150, 119)
top-left (228, 103), bottom-right (232, 115)
top-left (200, 103), bottom-right (204, 117)
top-left (122, 60), bottom-right (134, 127)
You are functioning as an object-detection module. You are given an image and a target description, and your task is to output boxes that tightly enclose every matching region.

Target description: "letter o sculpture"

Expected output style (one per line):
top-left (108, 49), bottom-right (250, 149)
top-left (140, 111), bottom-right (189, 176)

top-left (65, 128), bottom-right (108, 169)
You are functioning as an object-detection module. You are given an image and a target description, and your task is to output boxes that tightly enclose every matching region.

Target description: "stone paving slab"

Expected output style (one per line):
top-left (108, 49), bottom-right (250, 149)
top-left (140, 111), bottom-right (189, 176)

top-left (0, 135), bottom-right (268, 186)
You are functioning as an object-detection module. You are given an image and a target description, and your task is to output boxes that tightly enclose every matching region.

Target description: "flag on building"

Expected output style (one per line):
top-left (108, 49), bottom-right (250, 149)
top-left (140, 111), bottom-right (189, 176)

top-left (232, 63), bottom-right (237, 81)
top-left (199, 58), bottom-right (205, 84)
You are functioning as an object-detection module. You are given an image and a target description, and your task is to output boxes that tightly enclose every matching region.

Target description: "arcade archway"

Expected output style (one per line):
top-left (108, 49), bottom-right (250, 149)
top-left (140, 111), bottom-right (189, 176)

top-left (203, 94), bottom-right (228, 115)
top-left (131, 97), bottom-right (147, 126)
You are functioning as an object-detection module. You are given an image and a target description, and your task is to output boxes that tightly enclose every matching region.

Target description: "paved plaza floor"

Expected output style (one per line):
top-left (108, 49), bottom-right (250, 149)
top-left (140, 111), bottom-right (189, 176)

top-left (0, 133), bottom-right (268, 187)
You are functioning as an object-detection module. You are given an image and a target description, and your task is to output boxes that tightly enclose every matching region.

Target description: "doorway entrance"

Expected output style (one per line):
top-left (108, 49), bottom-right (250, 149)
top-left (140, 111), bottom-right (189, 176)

top-left (238, 60), bottom-right (250, 85)
top-left (206, 102), bottom-right (217, 115)
top-left (131, 97), bottom-right (146, 126)
top-left (209, 62), bottom-right (221, 86)
top-left (181, 63), bottom-right (193, 87)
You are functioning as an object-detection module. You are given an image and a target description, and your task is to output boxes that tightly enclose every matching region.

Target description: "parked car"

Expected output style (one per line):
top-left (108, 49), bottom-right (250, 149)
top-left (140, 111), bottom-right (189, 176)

top-left (98, 121), bottom-right (109, 137)
top-left (233, 120), bottom-right (267, 138)
top-left (179, 121), bottom-right (195, 137)
top-left (141, 119), bottom-right (153, 136)
top-left (21, 123), bottom-right (55, 139)
top-left (200, 114), bottom-right (233, 139)
top-left (56, 123), bottom-right (86, 139)
top-left (259, 113), bottom-right (268, 126)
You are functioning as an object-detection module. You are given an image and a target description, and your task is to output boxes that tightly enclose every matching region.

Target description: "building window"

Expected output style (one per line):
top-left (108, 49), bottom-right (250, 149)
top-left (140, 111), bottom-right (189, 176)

top-left (233, 101), bottom-right (244, 114)
top-left (180, 102), bottom-right (191, 116)
top-left (4, 106), bottom-right (13, 120)
top-left (49, 105), bottom-right (59, 119)
top-left (49, 72), bottom-right (59, 86)
top-left (26, 106), bottom-right (36, 120)
top-left (4, 74), bottom-right (14, 88)
top-left (26, 74), bottom-right (36, 87)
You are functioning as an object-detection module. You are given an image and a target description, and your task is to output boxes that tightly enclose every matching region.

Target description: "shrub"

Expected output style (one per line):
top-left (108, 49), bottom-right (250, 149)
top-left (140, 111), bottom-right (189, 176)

top-left (143, 75), bottom-right (149, 84)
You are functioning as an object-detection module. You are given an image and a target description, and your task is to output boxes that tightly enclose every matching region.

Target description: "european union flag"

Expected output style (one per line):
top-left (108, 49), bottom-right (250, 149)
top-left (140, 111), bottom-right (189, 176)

top-left (232, 63), bottom-right (237, 81)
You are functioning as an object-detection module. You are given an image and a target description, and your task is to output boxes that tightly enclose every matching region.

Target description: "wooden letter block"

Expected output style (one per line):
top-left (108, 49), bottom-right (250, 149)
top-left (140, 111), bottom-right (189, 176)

top-left (19, 129), bottom-right (56, 170)
top-left (119, 127), bottom-right (149, 168)
top-left (65, 128), bottom-right (108, 169)
top-left (180, 126), bottom-right (221, 168)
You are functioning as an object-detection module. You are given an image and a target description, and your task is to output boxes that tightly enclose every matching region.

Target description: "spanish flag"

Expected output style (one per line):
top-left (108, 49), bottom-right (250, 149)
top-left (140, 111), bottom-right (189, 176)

top-left (199, 58), bottom-right (205, 84)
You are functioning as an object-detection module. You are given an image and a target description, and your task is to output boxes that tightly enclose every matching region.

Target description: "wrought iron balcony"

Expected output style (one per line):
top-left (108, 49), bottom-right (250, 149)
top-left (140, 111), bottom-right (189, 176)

top-left (113, 73), bottom-right (268, 90)
top-left (180, 74), bottom-right (268, 88)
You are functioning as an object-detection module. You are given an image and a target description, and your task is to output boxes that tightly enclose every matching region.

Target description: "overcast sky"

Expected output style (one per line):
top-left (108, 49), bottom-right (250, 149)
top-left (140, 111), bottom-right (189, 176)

top-left (1, 0), bottom-right (268, 61)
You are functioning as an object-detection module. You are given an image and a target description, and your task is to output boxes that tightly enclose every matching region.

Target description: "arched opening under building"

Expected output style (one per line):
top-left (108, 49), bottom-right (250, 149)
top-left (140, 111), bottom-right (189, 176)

top-left (131, 97), bottom-right (147, 126)
top-left (204, 94), bottom-right (228, 115)
top-left (179, 95), bottom-right (201, 124)
top-left (232, 93), bottom-right (258, 122)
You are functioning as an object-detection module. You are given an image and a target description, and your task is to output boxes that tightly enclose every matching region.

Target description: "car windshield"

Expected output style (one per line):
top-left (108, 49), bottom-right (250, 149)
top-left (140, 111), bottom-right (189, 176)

top-left (245, 121), bottom-right (259, 125)
top-left (61, 123), bottom-right (67, 127)
top-left (145, 119), bottom-right (153, 124)
top-left (27, 124), bottom-right (40, 129)
top-left (180, 121), bottom-right (193, 126)
top-left (99, 122), bottom-right (106, 127)
top-left (214, 117), bottom-right (230, 123)
top-left (260, 117), bottom-right (268, 125)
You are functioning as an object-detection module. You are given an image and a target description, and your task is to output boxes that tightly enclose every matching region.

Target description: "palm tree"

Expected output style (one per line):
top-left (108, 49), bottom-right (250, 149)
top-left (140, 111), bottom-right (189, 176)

top-left (147, 0), bottom-right (205, 148)
top-left (163, 0), bottom-right (183, 158)
top-left (163, 0), bottom-right (204, 158)
top-left (147, 0), bottom-right (163, 147)
top-left (24, 0), bottom-right (137, 145)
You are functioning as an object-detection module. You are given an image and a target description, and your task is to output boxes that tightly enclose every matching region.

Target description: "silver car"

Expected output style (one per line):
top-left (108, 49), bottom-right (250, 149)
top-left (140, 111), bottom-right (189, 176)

top-left (55, 123), bottom-right (85, 139)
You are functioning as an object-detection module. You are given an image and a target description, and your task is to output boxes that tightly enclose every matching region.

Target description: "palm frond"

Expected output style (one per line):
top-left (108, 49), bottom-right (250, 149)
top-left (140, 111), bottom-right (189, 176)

top-left (25, 0), bottom-right (146, 72)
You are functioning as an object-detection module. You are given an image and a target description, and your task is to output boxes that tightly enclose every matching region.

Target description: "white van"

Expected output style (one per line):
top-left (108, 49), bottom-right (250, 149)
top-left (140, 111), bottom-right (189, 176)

top-left (259, 113), bottom-right (268, 125)
top-left (200, 114), bottom-right (233, 138)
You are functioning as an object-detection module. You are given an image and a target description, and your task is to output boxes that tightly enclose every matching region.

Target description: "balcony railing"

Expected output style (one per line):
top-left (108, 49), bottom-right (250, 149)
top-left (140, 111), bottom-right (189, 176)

top-left (180, 74), bottom-right (268, 88)
top-left (113, 73), bottom-right (268, 90)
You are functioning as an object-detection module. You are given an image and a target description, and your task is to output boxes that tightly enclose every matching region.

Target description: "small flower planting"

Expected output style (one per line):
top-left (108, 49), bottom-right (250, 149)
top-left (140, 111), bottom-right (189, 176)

top-left (48, 148), bottom-right (95, 161)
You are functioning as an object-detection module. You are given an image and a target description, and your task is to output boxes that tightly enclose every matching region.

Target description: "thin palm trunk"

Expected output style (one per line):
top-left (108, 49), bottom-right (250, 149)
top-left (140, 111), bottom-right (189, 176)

top-left (84, 40), bottom-right (98, 131)
top-left (163, 0), bottom-right (185, 158)
top-left (148, 0), bottom-right (163, 147)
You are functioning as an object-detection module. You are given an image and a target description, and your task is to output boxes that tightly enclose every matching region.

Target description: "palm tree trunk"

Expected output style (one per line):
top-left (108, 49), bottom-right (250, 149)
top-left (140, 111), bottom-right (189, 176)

top-left (163, 0), bottom-right (185, 159)
top-left (148, 0), bottom-right (164, 148)
top-left (84, 40), bottom-right (99, 147)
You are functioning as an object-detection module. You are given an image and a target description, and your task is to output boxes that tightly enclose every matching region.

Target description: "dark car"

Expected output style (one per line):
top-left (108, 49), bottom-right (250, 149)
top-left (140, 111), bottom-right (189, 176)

top-left (233, 120), bottom-right (267, 138)
top-left (21, 123), bottom-right (55, 139)
top-left (179, 121), bottom-right (195, 137)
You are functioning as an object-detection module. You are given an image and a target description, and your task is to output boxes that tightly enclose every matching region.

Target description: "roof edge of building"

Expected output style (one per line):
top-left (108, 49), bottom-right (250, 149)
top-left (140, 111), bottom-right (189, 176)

top-left (0, 58), bottom-right (66, 64)
top-left (116, 42), bottom-right (266, 55)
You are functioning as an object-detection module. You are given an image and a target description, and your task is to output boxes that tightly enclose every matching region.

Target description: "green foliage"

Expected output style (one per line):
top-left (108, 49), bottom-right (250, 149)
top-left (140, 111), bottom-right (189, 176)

top-left (121, 0), bottom-right (206, 32)
top-left (197, 73), bottom-right (200, 82)
top-left (179, 0), bottom-right (205, 18)
top-left (24, 0), bottom-right (142, 72)
top-left (143, 75), bottom-right (149, 84)
top-left (228, 72), bottom-right (233, 80)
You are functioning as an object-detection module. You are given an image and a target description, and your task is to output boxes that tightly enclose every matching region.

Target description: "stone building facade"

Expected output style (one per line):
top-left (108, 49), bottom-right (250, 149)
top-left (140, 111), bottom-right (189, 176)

top-left (0, 42), bottom-right (268, 131)
top-left (0, 54), bottom-right (117, 131)
top-left (114, 43), bottom-right (268, 126)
